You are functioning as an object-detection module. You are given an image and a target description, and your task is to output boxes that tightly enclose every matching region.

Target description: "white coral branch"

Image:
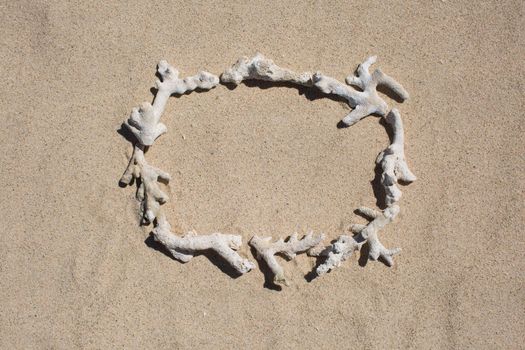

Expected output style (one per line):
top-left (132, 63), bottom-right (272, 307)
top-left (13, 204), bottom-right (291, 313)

top-left (376, 108), bottom-right (417, 206)
top-left (313, 206), bottom-right (401, 276)
top-left (153, 60), bottom-right (220, 117)
top-left (120, 145), bottom-right (171, 224)
top-left (124, 60), bottom-right (219, 146)
top-left (124, 103), bottom-right (167, 146)
top-left (221, 53), bottom-right (313, 86)
top-left (313, 56), bottom-right (409, 126)
top-left (249, 232), bottom-right (324, 286)
top-left (152, 216), bottom-right (255, 274)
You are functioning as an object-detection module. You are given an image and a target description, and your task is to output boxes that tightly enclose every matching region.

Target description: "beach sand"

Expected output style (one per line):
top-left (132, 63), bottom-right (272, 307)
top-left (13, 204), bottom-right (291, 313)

top-left (1, 0), bottom-right (523, 348)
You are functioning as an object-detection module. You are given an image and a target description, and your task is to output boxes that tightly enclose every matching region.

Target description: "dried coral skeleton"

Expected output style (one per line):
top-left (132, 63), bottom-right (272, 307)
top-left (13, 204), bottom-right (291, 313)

top-left (377, 108), bottom-right (417, 206)
top-left (220, 53), bottom-right (314, 86)
top-left (314, 55), bottom-right (409, 126)
top-left (153, 214), bottom-right (255, 274)
top-left (120, 54), bottom-right (415, 286)
top-left (310, 206), bottom-right (402, 276)
top-left (249, 232), bottom-right (324, 286)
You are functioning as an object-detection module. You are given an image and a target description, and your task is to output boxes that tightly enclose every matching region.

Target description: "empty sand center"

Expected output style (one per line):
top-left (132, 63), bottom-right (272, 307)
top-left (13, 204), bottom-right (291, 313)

top-left (146, 83), bottom-right (391, 239)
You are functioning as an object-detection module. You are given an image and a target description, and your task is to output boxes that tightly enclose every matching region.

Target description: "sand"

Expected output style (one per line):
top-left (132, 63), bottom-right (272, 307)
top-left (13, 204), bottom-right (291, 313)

top-left (1, 0), bottom-right (523, 348)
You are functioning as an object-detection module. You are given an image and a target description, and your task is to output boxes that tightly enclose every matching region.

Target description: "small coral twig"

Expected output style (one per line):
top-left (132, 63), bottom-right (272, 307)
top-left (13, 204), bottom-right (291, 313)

top-left (124, 60), bottom-right (219, 146)
top-left (312, 206), bottom-right (401, 276)
top-left (249, 232), bottom-right (324, 286)
top-left (377, 108), bottom-right (417, 206)
top-left (313, 56), bottom-right (409, 126)
top-left (120, 145), bottom-right (171, 224)
top-left (153, 60), bottom-right (220, 117)
top-left (221, 53), bottom-right (313, 86)
top-left (152, 216), bottom-right (255, 274)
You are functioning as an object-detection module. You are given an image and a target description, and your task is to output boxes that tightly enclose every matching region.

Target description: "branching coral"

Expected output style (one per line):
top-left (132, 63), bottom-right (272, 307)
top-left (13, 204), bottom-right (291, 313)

top-left (124, 60), bottom-right (219, 146)
top-left (153, 216), bottom-right (255, 274)
top-left (249, 232), bottom-right (324, 286)
top-left (313, 55), bottom-right (409, 126)
top-left (377, 108), bottom-right (417, 206)
top-left (153, 60), bottom-right (220, 117)
top-left (221, 53), bottom-right (313, 86)
top-left (124, 103), bottom-right (168, 146)
top-left (120, 145), bottom-right (171, 224)
top-left (312, 206), bottom-right (401, 276)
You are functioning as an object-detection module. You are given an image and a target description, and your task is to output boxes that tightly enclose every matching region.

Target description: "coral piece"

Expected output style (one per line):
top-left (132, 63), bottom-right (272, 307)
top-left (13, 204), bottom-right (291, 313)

top-left (249, 232), bottom-right (324, 286)
top-left (377, 108), bottom-right (417, 206)
top-left (312, 206), bottom-right (401, 276)
top-left (153, 216), bottom-right (255, 274)
top-left (124, 103), bottom-right (167, 146)
top-left (153, 60), bottom-right (220, 118)
top-left (313, 55), bottom-right (409, 126)
top-left (221, 53), bottom-right (313, 86)
top-left (120, 145), bottom-right (171, 224)
top-left (124, 60), bottom-right (219, 146)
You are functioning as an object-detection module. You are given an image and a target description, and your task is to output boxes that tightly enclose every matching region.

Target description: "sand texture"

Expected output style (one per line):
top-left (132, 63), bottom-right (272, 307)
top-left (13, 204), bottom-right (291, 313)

top-left (0, 0), bottom-right (523, 348)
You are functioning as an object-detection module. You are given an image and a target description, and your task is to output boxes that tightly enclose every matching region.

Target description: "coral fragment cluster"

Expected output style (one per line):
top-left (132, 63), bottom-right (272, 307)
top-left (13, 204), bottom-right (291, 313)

top-left (120, 54), bottom-right (415, 287)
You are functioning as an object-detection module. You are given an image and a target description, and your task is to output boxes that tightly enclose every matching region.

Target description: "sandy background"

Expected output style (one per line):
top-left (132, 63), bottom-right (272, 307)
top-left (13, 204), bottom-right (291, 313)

top-left (1, 0), bottom-right (523, 348)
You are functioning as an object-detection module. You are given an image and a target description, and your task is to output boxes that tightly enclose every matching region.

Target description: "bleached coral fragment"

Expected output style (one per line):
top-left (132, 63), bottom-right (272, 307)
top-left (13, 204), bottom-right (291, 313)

top-left (376, 109), bottom-right (417, 206)
top-left (221, 53), bottom-right (313, 86)
top-left (313, 206), bottom-right (401, 276)
top-left (313, 56), bottom-right (409, 126)
top-left (124, 61), bottom-right (219, 146)
top-left (345, 56), bottom-right (409, 101)
top-left (124, 103), bottom-right (167, 146)
top-left (249, 232), bottom-right (324, 286)
top-left (120, 145), bottom-right (171, 223)
top-left (152, 216), bottom-right (255, 274)
top-left (310, 234), bottom-right (361, 276)
top-left (153, 60), bottom-right (220, 118)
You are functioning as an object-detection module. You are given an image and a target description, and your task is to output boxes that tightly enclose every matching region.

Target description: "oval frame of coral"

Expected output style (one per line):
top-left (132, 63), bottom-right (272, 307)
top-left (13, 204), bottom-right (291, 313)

top-left (119, 53), bottom-right (415, 288)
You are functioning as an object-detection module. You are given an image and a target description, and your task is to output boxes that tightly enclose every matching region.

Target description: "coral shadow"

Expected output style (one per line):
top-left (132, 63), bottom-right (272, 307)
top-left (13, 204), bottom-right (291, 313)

top-left (116, 124), bottom-right (137, 188)
top-left (358, 241), bottom-right (370, 267)
top-left (371, 163), bottom-right (387, 210)
top-left (370, 117), bottom-right (393, 209)
top-left (149, 86), bottom-right (217, 101)
top-left (377, 85), bottom-right (406, 103)
top-left (304, 260), bottom-right (322, 282)
top-left (117, 123), bottom-right (136, 145)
